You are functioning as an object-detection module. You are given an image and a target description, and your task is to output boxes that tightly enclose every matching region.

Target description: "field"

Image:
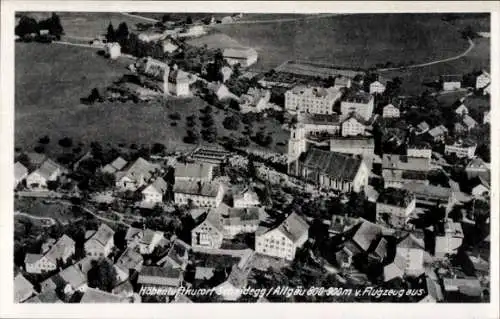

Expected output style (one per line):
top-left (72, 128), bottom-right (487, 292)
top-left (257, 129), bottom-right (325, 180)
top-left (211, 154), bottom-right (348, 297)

top-left (15, 43), bottom-right (289, 155)
top-left (14, 198), bottom-right (75, 223)
top-left (215, 13), bottom-right (475, 70)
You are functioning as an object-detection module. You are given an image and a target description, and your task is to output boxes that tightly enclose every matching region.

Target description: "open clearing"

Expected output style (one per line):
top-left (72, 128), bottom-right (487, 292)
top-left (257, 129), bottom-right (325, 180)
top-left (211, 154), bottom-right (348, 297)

top-left (15, 43), bottom-right (288, 154)
top-left (14, 198), bottom-right (74, 224)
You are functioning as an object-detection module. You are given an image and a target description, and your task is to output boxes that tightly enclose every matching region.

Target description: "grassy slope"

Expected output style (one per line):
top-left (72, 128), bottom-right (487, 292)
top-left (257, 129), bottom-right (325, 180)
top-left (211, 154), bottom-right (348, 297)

top-left (215, 13), bottom-right (472, 70)
top-left (15, 43), bottom-right (288, 154)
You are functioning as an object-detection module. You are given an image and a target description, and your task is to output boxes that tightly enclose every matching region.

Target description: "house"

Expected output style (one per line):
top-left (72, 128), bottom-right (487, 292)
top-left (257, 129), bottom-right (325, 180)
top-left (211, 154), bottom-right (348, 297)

top-left (401, 183), bottom-right (456, 213)
top-left (382, 169), bottom-right (428, 189)
top-left (14, 161), bottom-right (28, 188)
top-left (173, 180), bottom-right (224, 208)
top-left (427, 125), bottom-right (448, 142)
top-left (25, 290), bottom-right (63, 303)
top-left (142, 177), bottom-right (167, 204)
top-left (240, 87), bottom-right (272, 113)
top-left (25, 234), bottom-right (75, 274)
top-left (471, 176), bottom-right (490, 198)
top-left (80, 287), bottom-right (127, 303)
top-left (384, 235), bottom-right (425, 281)
top-left (419, 272), bottom-right (444, 303)
top-left (105, 42), bottom-right (121, 59)
top-left (174, 162), bottom-right (214, 182)
top-left (115, 157), bottom-right (160, 191)
top-left (465, 157), bottom-right (490, 180)
top-left (217, 203), bottom-right (261, 238)
top-left (440, 75), bottom-right (462, 91)
top-left (137, 31), bottom-right (166, 43)
top-left (255, 212), bottom-right (309, 261)
top-left (40, 264), bottom-right (87, 297)
top-left (285, 86), bottom-right (342, 114)
top-left (233, 187), bottom-right (260, 208)
top-left (369, 80), bottom-right (386, 94)
top-left (329, 137), bottom-right (375, 157)
top-left (84, 224), bottom-right (115, 258)
top-left (220, 66), bottom-right (233, 83)
top-left (112, 280), bottom-right (135, 299)
top-left (293, 148), bottom-right (369, 193)
top-left (483, 110), bottom-right (490, 124)
top-left (376, 188), bottom-right (416, 229)
top-left (157, 238), bottom-right (190, 270)
top-left (14, 273), bottom-right (36, 303)
top-left (444, 141), bottom-right (476, 159)
top-left (382, 154), bottom-right (431, 188)
top-left (334, 76), bottom-right (351, 89)
top-left (340, 91), bottom-right (374, 121)
top-left (136, 57), bottom-right (169, 80)
top-left (416, 121), bottom-right (430, 135)
top-left (337, 220), bottom-right (386, 267)
top-left (191, 209), bottom-right (224, 249)
top-left (208, 83), bottom-right (240, 101)
top-left (454, 103), bottom-right (469, 116)
top-left (178, 25), bottom-right (206, 38)
top-left (475, 70), bottom-right (490, 90)
top-left (102, 157), bottom-right (128, 174)
top-left (442, 277), bottom-right (483, 301)
top-left (167, 66), bottom-right (191, 96)
top-left (125, 227), bottom-right (164, 255)
top-left (407, 143), bottom-right (432, 159)
top-left (191, 146), bottom-right (231, 164)
top-left (114, 247), bottom-right (144, 283)
top-left (462, 115), bottom-right (477, 131)
top-left (223, 47), bottom-right (258, 67)
top-left (26, 158), bottom-right (63, 189)
top-left (454, 122), bottom-right (467, 135)
top-left (215, 265), bottom-right (251, 301)
top-left (382, 104), bottom-right (400, 118)
top-left (162, 39), bottom-right (179, 54)
top-left (340, 113), bottom-right (373, 137)
top-left (195, 266), bottom-right (215, 281)
top-left (435, 219), bottom-right (464, 258)
top-left (137, 266), bottom-right (183, 290)
top-left (329, 215), bottom-right (359, 235)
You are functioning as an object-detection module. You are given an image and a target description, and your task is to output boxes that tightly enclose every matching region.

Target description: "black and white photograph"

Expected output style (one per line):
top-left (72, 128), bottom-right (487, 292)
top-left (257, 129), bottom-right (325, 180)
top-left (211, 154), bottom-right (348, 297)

top-left (1, 1), bottom-right (498, 317)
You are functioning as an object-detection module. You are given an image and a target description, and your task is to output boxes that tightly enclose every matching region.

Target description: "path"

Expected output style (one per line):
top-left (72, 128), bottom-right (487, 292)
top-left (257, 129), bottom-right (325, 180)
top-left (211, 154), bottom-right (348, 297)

top-left (57, 200), bottom-right (130, 226)
top-left (378, 37), bottom-right (475, 72)
top-left (213, 13), bottom-right (341, 25)
top-left (120, 12), bottom-right (159, 23)
top-left (53, 41), bottom-right (98, 49)
top-left (14, 211), bottom-right (56, 226)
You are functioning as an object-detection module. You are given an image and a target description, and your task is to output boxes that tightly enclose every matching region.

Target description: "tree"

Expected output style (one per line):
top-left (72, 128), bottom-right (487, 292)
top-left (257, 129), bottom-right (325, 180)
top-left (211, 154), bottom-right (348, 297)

top-left (58, 137), bottom-right (73, 148)
top-left (106, 22), bottom-right (116, 43)
top-left (186, 16), bottom-right (193, 25)
top-left (47, 180), bottom-right (60, 191)
top-left (162, 14), bottom-right (172, 23)
top-left (184, 129), bottom-right (200, 144)
top-left (116, 22), bottom-right (129, 46)
top-left (15, 15), bottom-right (39, 37)
top-left (151, 143), bottom-right (166, 155)
top-left (87, 258), bottom-right (118, 292)
top-left (48, 13), bottom-right (64, 39)
top-left (34, 145), bottom-right (45, 154)
top-left (223, 115), bottom-right (240, 131)
top-left (247, 157), bottom-right (256, 179)
top-left (38, 135), bottom-right (50, 145)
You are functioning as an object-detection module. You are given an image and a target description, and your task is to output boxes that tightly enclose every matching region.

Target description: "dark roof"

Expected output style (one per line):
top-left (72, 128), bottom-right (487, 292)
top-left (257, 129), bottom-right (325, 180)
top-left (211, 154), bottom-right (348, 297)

top-left (301, 149), bottom-right (363, 181)
top-left (342, 90), bottom-right (372, 104)
top-left (138, 266), bottom-right (182, 287)
top-left (378, 187), bottom-right (415, 207)
top-left (440, 74), bottom-right (462, 82)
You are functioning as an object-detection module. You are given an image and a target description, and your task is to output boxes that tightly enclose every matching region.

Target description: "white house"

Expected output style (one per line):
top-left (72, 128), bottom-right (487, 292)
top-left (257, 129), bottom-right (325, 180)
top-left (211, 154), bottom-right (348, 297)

top-left (340, 91), bottom-right (374, 121)
top-left (384, 235), bottom-right (425, 281)
top-left (435, 220), bottom-right (464, 258)
top-left (84, 224), bottom-right (115, 258)
top-left (174, 162), bottom-right (214, 183)
top-left (174, 180), bottom-right (225, 208)
top-left (105, 42), bottom-right (121, 60)
top-left (440, 75), bottom-right (462, 91)
top-left (115, 157), bottom-right (160, 191)
top-left (233, 187), bottom-right (260, 208)
top-left (223, 47), bottom-right (258, 67)
top-left (285, 86), bottom-right (342, 114)
top-left (167, 66), bottom-right (191, 96)
top-left (142, 177), bottom-right (167, 204)
top-left (14, 161), bottom-right (28, 188)
top-left (255, 212), bottom-right (309, 261)
top-left (382, 104), bottom-right (400, 118)
top-left (444, 141), bottom-right (476, 159)
top-left (25, 234), bottom-right (75, 274)
top-left (125, 227), bottom-right (164, 255)
top-left (26, 159), bottom-right (63, 190)
top-left (191, 211), bottom-right (224, 249)
top-left (376, 188), bottom-right (416, 229)
top-left (341, 113), bottom-right (371, 137)
top-left (455, 104), bottom-right (469, 116)
top-left (369, 80), bottom-right (386, 94)
top-left (475, 70), bottom-right (490, 90)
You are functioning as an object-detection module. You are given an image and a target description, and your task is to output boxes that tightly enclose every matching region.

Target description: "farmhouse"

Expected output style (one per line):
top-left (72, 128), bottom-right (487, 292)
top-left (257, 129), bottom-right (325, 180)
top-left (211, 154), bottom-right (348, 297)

top-left (285, 86), bottom-right (342, 114)
top-left (444, 141), bottom-right (476, 159)
top-left (382, 103), bottom-right (400, 118)
top-left (465, 157), bottom-right (489, 180)
top-left (14, 161), bottom-right (28, 188)
top-left (427, 125), bottom-right (448, 142)
top-left (223, 47), bottom-right (258, 67)
top-left (340, 113), bottom-right (374, 137)
top-left (369, 80), bottom-right (386, 94)
top-left (376, 188), bottom-right (416, 229)
top-left (142, 177), bottom-right (167, 204)
top-left (255, 212), bottom-right (309, 261)
top-left (384, 234), bottom-right (425, 281)
top-left (167, 66), bottom-right (191, 96)
top-left (26, 158), bottom-right (64, 190)
top-left (191, 209), bottom-right (224, 249)
top-left (340, 91), bottom-right (374, 121)
top-left (84, 224), bottom-right (115, 258)
top-left (40, 264), bottom-right (87, 297)
top-left (240, 87), bottom-right (271, 113)
top-left (173, 180), bottom-right (224, 207)
top-left (25, 234), bottom-right (75, 274)
top-left (337, 220), bottom-right (386, 267)
top-left (115, 157), bottom-right (160, 191)
top-left (440, 75), bottom-right (462, 91)
top-left (292, 148), bottom-right (369, 193)
top-left (174, 162), bottom-right (214, 182)
top-left (102, 156), bottom-right (128, 174)
top-left (125, 227), bottom-right (164, 255)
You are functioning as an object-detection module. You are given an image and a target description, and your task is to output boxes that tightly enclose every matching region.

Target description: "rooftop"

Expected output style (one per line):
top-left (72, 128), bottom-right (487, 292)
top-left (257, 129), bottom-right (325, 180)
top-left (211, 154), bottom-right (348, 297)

top-left (80, 287), bottom-right (125, 303)
top-left (116, 157), bottom-right (160, 182)
top-left (88, 224), bottom-right (115, 247)
top-left (44, 234), bottom-right (75, 264)
top-left (382, 154), bottom-right (431, 172)
top-left (115, 247), bottom-right (143, 273)
top-left (138, 266), bottom-right (183, 287)
top-left (351, 220), bottom-right (382, 252)
top-left (223, 47), bottom-right (258, 59)
top-left (299, 113), bottom-right (341, 126)
top-left (174, 162), bottom-right (214, 180)
top-left (342, 90), bottom-right (373, 104)
top-left (378, 187), bottom-right (415, 207)
top-left (301, 148), bottom-right (363, 181)
top-left (173, 180), bottom-right (220, 197)
top-left (275, 212), bottom-right (309, 244)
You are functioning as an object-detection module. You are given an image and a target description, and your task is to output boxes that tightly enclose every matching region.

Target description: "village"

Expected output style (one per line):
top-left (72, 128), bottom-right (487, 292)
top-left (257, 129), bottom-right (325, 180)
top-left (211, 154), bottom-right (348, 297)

top-left (13, 12), bottom-right (491, 304)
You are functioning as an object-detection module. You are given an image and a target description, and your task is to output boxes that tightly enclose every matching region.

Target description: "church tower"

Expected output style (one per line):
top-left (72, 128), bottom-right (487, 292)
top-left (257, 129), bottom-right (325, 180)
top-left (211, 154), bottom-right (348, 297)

top-left (287, 125), bottom-right (307, 175)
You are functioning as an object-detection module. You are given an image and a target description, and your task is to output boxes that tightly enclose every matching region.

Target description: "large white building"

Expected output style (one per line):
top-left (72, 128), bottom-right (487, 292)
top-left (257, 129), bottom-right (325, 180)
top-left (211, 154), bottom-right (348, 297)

top-left (105, 42), bottom-right (121, 60)
top-left (435, 220), bottom-right (464, 258)
top-left (173, 180), bottom-right (224, 208)
top-left (255, 212), bottom-right (309, 261)
top-left (369, 80), bottom-right (386, 94)
top-left (223, 47), bottom-right (258, 67)
top-left (136, 58), bottom-right (190, 96)
top-left (376, 188), bottom-right (416, 229)
top-left (285, 86), bottom-right (342, 114)
top-left (444, 141), bottom-right (477, 159)
top-left (340, 91), bottom-right (374, 121)
top-left (382, 103), bottom-right (400, 118)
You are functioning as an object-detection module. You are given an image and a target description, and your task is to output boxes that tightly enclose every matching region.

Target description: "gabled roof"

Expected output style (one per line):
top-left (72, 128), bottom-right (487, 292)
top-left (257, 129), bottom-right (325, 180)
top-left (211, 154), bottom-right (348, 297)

top-left (44, 234), bottom-right (75, 264)
top-left (80, 287), bottom-right (125, 303)
top-left (25, 290), bottom-right (62, 303)
top-left (110, 157), bottom-right (128, 171)
top-left (173, 180), bottom-right (220, 197)
top-left (25, 253), bottom-right (43, 264)
top-left (116, 157), bottom-right (159, 183)
top-left (138, 266), bottom-right (183, 287)
top-left (223, 47), bottom-right (258, 59)
top-left (466, 157), bottom-right (488, 170)
top-left (301, 148), bottom-right (363, 181)
top-left (159, 238), bottom-right (191, 269)
top-left (14, 162), bottom-right (28, 180)
top-left (351, 220), bottom-right (382, 252)
top-left (342, 90), bottom-right (372, 104)
top-left (428, 125), bottom-right (448, 137)
top-left (382, 154), bottom-right (430, 172)
top-left (33, 159), bottom-right (62, 180)
top-left (115, 247), bottom-right (143, 273)
top-left (273, 212), bottom-right (309, 244)
top-left (58, 264), bottom-right (87, 289)
top-left (222, 207), bottom-right (261, 227)
top-left (341, 112), bottom-right (370, 125)
top-left (14, 273), bottom-right (35, 303)
top-left (142, 177), bottom-right (167, 195)
top-left (174, 162), bottom-right (214, 180)
top-left (383, 253), bottom-right (406, 281)
top-left (88, 224), bottom-right (115, 247)
top-left (125, 227), bottom-right (163, 245)
top-left (397, 234), bottom-right (425, 250)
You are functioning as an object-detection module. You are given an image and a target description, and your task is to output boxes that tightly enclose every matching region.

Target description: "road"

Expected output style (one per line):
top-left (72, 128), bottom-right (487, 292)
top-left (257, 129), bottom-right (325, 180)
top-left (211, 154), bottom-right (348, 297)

top-left (14, 211), bottom-right (56, 226)
top-left (213, 13), bottom-right (342, 25)
top-left (120, 12), bottom-right (159, 23)
top-left (378, 37), bottom-right (475, 72)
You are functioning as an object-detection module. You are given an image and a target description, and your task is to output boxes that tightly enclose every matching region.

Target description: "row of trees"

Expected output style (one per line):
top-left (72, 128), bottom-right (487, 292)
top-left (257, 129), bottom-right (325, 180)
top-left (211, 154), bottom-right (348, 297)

top-left (15, 13), bottom-right (64, 39)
